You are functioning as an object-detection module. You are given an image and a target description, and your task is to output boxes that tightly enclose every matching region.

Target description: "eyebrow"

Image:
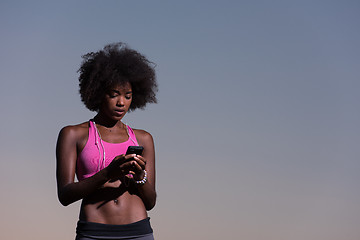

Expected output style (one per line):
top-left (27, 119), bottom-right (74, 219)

top-left (110, 89), bottom-right (132, 94)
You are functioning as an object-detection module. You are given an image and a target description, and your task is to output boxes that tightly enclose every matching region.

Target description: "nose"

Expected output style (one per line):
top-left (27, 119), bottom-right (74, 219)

top-left (117, 96), bottom-right (125, 106)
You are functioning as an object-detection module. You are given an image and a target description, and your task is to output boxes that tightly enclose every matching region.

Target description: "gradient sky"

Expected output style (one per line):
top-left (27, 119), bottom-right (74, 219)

top-left (1, 1), bottom-right (359, 240)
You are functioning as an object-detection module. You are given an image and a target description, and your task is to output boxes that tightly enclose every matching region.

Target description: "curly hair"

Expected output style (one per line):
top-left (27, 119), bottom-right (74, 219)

top-left (78, 42), bottom-right (157, 112)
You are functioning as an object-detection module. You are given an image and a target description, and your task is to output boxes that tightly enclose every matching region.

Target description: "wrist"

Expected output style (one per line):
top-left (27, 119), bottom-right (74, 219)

top-left (135, 170), bottom-right (147, 185)
top-left (98, 167), bottom-right (112, 182)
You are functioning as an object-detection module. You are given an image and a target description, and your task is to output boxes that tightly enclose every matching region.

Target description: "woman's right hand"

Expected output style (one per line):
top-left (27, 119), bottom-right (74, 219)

top-left (105, 154), bottom-right (138, 180)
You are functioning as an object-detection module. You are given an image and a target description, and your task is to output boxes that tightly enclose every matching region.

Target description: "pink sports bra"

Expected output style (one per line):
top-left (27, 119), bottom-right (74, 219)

top-left (76, 121), bottom-right (139, 181)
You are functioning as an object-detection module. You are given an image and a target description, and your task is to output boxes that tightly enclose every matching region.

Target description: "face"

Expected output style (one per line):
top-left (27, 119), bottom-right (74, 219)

top-left (99, 82), bottom-right (132, 121)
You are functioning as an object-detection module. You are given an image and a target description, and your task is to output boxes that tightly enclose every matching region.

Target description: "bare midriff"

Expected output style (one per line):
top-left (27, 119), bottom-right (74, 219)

top-left (79, 180), bottom-right (147, 225)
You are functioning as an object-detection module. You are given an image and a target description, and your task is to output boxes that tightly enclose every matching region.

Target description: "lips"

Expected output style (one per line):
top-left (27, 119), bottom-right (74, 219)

top-left (114, 109), bottom-right (125, 115)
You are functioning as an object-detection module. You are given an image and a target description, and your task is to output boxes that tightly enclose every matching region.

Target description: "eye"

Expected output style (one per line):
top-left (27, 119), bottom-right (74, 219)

top-left (108, 90), bottom-right (119, 98)
top-left (125, 95), bottom-right (132, 100)
top-left (109, 93), bottom-right (118, 98)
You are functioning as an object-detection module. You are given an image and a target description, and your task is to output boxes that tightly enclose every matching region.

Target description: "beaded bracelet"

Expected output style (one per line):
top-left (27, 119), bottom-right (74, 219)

top-left (135, 170), bottom-right (147, 185)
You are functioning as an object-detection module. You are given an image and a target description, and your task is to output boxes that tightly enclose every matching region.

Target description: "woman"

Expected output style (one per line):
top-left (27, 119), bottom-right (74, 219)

top-left (56, 42), bottom-right (158, 240)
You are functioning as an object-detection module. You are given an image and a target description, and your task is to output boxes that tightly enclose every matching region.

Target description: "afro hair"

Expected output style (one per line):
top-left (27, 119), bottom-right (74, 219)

top-left (78, 42), bottom-right (157, 112)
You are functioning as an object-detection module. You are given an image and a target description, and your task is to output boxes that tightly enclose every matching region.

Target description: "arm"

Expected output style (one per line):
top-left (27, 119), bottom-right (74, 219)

top-left (133, 130), bottom-right (157, 210)
top-left (56, 125), bottom-right (140, 206)
top-left (56, 126), bottom-right (110, 206)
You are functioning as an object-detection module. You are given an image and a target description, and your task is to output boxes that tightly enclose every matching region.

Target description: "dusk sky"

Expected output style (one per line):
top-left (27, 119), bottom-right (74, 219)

top-left (1, 1), bottom-right (359, 239)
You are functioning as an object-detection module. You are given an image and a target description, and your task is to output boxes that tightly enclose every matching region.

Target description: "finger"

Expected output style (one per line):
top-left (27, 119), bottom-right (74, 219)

top-left (119, 155), bottom-right (136, 166)
top-left (133, 156), bottom-right (146, 170)
top-left (112, 154), bottom-right (125, 162)
top-left (129, 160), bottom-right (144, 173)
top-left (124, 154), bottom-right (137, 161)
top-left (135, 155), bottom-right (146, 165)
top-left (120, 156), bottom-right (145, 172)
top-left (120, 161), bottom-right (135, 172)
top-left (134, 155), bottom-right (146, 165)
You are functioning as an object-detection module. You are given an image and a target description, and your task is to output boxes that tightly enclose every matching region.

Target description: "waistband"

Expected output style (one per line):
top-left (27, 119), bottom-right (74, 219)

top-left (76, 217), bottom-right (153, 239)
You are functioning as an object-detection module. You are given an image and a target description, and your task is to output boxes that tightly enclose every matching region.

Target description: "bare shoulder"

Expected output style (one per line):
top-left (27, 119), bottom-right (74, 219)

top-left (58, 121), bottom-right (89, 141)
top-left (132, 128), bottom-right (154, 145)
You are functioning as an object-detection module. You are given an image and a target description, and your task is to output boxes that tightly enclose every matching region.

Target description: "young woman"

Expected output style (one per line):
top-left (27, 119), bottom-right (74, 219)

top-left (56, 42), bottom-right (158, 240)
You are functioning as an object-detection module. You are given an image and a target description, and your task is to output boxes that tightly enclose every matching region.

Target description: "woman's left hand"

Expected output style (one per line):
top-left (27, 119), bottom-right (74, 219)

top-left (125, 155), bottom-right (146, 181)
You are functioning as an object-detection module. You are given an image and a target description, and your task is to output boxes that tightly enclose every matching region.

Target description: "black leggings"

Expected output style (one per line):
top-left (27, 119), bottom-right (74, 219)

top-left (75, 233), bottom-right (154, 240)
top-left (75, 218), bottom-right (154, 240)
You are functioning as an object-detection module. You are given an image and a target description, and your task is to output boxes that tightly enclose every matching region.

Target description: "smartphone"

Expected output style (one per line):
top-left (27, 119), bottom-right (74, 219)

top-left (126, 146), bottom-right (144, 156)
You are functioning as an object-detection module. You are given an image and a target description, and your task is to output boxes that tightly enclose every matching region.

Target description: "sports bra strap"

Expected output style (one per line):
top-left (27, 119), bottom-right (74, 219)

top-left (126, 125), bottom-right (139, 146)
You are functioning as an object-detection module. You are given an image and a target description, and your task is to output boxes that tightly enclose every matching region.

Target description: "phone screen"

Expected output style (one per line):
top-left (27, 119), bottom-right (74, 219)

top-left (126, 146), bottom-right (144, 155)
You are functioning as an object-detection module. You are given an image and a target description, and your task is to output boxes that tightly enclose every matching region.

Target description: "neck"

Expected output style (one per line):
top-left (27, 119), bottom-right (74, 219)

top-left (93, 114), bottom-right (124, 129)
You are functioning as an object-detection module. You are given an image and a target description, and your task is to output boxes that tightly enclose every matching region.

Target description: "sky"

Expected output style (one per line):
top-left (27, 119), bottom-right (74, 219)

top-left (0, 1), bottom-right (359, 239)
